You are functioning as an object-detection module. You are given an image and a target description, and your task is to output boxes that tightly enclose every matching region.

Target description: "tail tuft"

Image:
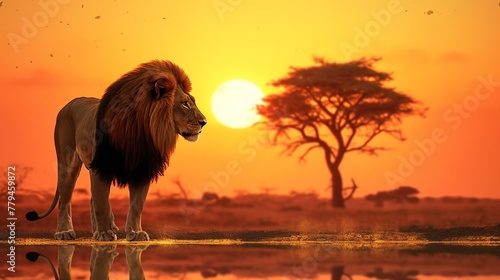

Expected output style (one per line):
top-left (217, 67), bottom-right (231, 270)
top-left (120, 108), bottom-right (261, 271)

top-left (25, 211), bottom-right (39, 221)
top-left (26, 252), bottom-right (40, 262)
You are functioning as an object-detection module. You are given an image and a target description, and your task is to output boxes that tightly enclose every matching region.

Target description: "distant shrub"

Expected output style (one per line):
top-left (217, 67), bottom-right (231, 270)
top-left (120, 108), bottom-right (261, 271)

top-left (202, 192), bottom-right (219, 203)
top-left (365, 186), bottom-right (420, 207)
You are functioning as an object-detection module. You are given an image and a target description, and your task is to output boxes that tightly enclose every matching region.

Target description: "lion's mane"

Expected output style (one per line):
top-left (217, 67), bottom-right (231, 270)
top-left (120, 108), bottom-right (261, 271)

top-left (90, 60), bottom-right (191, 187)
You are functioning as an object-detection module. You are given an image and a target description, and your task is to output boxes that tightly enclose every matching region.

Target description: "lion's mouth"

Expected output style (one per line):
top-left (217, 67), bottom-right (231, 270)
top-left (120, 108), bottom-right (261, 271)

top-left (181, 131), bottom-right (201, 142)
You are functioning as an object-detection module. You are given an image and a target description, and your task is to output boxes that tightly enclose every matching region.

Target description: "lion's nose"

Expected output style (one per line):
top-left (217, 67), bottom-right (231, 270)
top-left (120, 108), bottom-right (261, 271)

top-left (198, 119), bottom-right (207, 128)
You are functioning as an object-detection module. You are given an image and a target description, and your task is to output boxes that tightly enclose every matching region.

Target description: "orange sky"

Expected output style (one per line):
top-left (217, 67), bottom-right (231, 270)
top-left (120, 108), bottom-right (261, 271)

top-left (1, 1), bottom-right (499, 200)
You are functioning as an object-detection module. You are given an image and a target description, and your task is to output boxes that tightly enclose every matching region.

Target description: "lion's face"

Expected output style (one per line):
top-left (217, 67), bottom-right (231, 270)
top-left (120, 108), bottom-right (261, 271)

top-left (172, 87), bottom-right (207, 142)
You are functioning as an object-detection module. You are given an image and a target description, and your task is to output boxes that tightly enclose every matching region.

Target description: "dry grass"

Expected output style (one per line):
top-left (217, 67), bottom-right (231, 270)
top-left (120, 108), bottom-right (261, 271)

top-left (3, 192), bottom-right (499, 242)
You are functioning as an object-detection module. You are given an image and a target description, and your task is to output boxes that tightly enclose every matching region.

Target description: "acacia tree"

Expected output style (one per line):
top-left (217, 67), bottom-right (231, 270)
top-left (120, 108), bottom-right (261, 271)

top-left (257, 57), bottom-right (425, 208)
top-left (0, 165), bottom-right (33, 199)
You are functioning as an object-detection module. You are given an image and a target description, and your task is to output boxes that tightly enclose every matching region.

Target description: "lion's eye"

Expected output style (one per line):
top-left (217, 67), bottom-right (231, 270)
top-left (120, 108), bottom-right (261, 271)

top-left (182, 101), bottom-right (190, 109)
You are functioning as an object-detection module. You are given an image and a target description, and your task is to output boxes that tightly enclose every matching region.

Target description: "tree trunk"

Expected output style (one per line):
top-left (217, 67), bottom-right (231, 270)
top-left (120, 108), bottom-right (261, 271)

top-left (331, 166), bottom-right (345, 208)
top-left (331, 266), bottom-right (346, 280)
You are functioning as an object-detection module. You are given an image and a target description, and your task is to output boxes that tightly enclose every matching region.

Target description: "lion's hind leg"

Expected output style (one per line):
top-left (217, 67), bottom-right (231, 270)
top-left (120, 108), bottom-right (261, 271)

top-left (54, 116), bottom-right (82, 240)
top-left (58, 245), bottom-right (75, 279)
top-left (54, 152), bottom-right (82, 240)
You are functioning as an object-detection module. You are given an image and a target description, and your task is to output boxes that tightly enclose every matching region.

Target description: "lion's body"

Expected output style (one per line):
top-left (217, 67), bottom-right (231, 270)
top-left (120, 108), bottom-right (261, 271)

top-left (57, 97), bottom-right (100, 167)
top-left (26, 60), bottom-right (206, 241)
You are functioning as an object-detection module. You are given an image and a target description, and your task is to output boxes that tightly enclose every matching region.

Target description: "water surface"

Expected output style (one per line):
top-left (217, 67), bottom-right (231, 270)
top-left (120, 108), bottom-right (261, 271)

top-left (3, 238), bottom-right (499, 280)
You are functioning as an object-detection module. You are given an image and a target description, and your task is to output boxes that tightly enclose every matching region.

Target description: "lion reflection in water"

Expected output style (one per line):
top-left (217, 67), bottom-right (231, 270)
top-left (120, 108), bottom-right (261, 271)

top-left (27, 245), bottom-right (147, 279)
top-left (26, 60), bottom-right (207, 241)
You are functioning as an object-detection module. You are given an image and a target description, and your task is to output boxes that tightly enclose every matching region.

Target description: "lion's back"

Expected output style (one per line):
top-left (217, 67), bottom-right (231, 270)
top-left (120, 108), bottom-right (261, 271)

top-left (58, 97), bottom-right (99, 124)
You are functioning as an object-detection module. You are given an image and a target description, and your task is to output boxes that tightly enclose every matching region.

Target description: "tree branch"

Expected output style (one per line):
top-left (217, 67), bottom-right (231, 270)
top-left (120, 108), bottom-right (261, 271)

top-left (305, 88), bottom-right (336, 120)
top-left (343, 178), bottom-right (358, 200)
top-left (345, 123), bottom-right (384, 153)
top-left (298, 144), bottom-right (322, 163)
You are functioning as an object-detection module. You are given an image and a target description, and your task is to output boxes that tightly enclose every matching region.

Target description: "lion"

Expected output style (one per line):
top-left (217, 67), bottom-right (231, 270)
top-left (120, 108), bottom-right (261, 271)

top-left (26, 60), bottom-right (207, 241)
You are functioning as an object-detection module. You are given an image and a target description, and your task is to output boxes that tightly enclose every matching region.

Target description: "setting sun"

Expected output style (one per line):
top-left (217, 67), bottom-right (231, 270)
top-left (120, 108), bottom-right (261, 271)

top-left (211, 79), bottom-right (264, 129)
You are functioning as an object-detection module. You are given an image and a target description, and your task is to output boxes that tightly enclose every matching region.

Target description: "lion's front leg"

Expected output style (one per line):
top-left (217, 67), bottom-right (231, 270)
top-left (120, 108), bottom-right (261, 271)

top-left (125, 183), bottom-right (150, 241)
top-left (90, 245), bottom-right (118, 280)
top-left (126, 245), bottom-right (148, 280)
top-left (90, 198), bottom-right (119, 236)
top-left (90, 170), bottom-right (117, 241)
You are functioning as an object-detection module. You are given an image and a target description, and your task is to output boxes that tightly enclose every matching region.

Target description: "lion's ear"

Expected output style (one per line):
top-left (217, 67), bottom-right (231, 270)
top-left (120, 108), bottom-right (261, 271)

top-left (154, 78), bottom-right (173, 100)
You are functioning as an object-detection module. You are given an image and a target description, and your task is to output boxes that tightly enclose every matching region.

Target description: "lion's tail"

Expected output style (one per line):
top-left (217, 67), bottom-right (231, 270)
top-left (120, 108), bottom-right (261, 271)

top-left (25, 188), bottom-right (59, 221)
top-left (26, 252), bottom-right (59, 280)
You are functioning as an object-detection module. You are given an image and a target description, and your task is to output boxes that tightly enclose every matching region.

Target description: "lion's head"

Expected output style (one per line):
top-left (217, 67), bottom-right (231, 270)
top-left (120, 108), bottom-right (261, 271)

top-left (170, 81), bottom-right (207, 142)
top-left (90, 60), bottom-right (206, 187)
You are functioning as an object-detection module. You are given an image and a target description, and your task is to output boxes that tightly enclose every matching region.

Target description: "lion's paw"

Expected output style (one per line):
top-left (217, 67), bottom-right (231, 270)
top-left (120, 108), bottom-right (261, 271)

top-left (55, 230), bottom-right (76, 240)
top-left (126, 245), bottom-right (149, 253)
top-left (93, 230), bottom-right (117, 241)
top-left (111, 224), bottom-right (119, 234)
top-left (126, 231), bottom-right (150, 241)
top-left (93, 244), bottom-right (118, 254)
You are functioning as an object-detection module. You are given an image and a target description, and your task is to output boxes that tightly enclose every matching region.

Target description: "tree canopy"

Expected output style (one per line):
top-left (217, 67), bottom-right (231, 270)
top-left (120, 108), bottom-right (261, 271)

top-left (257, 57), bottom-right (426, 207)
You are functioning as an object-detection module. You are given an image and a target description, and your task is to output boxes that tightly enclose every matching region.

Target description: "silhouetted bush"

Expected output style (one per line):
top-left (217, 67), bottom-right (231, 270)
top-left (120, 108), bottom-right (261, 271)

top-left (365, 186), bottom-right (420, 207)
